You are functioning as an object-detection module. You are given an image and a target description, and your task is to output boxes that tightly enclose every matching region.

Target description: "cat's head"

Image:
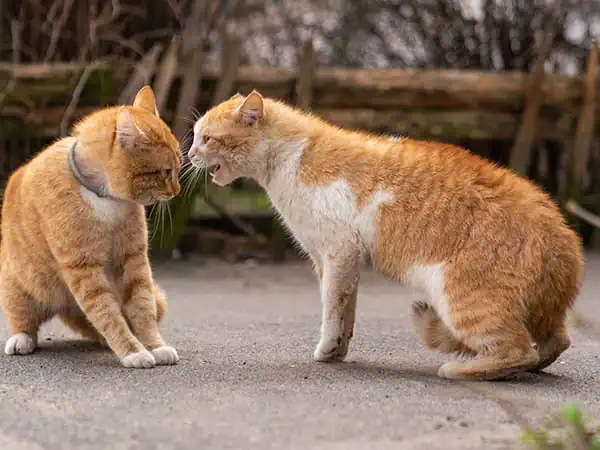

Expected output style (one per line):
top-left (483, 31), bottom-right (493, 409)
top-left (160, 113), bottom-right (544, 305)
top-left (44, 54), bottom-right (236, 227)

top-left (188, 91), bottom-right (268, 186)
top-left (75, 86), bottom-right (181, 205)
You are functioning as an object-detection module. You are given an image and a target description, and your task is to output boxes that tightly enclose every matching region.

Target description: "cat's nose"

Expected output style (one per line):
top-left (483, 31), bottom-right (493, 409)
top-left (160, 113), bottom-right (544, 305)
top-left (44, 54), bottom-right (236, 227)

top-left (188, 147), bottom-right (198, 159)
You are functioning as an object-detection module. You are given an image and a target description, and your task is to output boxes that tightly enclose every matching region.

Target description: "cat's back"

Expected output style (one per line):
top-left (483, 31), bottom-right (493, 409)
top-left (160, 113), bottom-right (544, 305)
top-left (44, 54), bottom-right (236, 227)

top-left (377, 137), bottom-right (582, 289)
top-left (5, 137), bottom-right (75, 200)
top-left (386, 138), bottom-right (560, 218)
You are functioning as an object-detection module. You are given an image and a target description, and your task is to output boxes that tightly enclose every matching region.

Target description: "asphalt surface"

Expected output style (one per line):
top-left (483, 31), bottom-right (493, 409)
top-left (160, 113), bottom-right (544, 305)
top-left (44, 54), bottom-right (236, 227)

top-left (1, 253), bottom-right (600, 450)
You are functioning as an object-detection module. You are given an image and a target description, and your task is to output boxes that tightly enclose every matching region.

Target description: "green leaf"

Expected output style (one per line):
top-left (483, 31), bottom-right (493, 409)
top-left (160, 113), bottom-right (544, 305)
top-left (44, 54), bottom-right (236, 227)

top-left (561, 405), bottom-right (583, 427)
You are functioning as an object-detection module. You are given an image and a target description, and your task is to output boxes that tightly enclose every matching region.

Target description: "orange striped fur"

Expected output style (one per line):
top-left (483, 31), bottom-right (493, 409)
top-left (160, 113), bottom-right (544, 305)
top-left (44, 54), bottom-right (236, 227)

top-left (189, 91), bottom-right (584, 380)
top-left (1, 87), bottom-right (181, 368)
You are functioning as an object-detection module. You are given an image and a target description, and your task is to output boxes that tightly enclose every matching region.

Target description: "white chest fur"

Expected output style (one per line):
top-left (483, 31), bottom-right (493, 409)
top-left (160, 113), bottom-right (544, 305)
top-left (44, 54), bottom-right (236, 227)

top-left (265, 140), bottom-right (394, 261)
top-left (80, 187), bottom-right (130, 224)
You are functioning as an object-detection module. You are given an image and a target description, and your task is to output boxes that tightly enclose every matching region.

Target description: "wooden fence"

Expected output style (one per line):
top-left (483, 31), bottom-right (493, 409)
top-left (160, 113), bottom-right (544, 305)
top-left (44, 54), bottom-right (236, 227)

top-left (0, 41), bottom-right (599, 249)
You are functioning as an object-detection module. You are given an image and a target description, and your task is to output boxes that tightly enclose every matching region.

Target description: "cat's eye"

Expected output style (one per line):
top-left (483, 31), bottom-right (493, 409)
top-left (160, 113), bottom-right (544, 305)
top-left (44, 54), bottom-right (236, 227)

top-left (164, 169), bottom-right (172, 177)
top-left (202, 135), bottom-right (210, 145)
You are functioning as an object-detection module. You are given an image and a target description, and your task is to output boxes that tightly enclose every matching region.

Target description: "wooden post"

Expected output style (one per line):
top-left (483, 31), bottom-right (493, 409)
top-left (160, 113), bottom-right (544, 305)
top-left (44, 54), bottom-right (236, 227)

top-left (509, 34), bottom-right (554, 176)
top-left (570, 43), bottom-right (598, 201)
top-left (566, 42), bottom-right (600, 246)
top-left (154, 36), bottom-right (181, 114)
top-left (295, 40), bottom-right (314, 110)
top-left (570, 43), bottom-right (598, 197)
top-left (10, 20), bottom-right (22, 65)
top-left (172, 47), bottom-right (204, 140)
top-left (0, 1), bottom-right (4, 61)
top-left (211, 32), bottom-right (241, 106)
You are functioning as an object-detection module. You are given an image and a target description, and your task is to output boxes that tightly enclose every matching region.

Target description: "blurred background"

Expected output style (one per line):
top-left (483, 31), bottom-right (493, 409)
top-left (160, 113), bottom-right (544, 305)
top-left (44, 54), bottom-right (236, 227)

top-left (1, 0), bottom-right (599, 262)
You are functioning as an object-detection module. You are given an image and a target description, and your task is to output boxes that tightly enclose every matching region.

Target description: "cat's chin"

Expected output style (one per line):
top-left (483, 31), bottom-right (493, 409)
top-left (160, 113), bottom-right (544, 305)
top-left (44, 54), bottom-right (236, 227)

top-left (210, 163), bottom-right (237, 186)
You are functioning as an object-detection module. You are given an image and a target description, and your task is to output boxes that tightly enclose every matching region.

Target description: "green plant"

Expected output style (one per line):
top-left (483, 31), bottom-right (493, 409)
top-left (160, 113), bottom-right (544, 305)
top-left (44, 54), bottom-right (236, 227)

top-left (520, 405), bottom-right (600, 450)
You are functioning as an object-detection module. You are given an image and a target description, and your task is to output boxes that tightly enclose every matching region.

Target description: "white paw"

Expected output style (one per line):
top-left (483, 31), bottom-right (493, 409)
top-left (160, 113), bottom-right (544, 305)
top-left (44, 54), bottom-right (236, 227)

top-left (151, 346), bottom-right (179, 365)
top-left (313, 337), bottom-right (346, 362)
top-left (121, 349), bottom-right (156, 369)
top-left (4, 333), bottom-right (37, 355)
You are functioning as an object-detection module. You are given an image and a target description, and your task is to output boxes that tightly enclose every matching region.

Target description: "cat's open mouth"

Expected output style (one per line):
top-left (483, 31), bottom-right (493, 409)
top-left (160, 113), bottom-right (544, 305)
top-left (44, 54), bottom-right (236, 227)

top-left (209, 162), bottom-right (236, 186)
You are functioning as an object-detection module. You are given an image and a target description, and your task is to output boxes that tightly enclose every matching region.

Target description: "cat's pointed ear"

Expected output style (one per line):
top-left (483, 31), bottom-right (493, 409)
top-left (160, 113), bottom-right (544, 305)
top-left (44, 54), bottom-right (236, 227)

top-left (229, 92), bottom-right (243, 101)
top-left (133, 85), bottom-right (159, 117)
top-left (234, 90), bottom-right (263, 126)
top-left (116, 108), bottom-right (144, 149)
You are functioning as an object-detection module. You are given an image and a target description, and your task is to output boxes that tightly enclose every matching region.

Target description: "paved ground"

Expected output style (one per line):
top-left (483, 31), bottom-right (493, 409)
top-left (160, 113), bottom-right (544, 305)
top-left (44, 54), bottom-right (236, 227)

top-left (1, 253), bottom-right (600, 450)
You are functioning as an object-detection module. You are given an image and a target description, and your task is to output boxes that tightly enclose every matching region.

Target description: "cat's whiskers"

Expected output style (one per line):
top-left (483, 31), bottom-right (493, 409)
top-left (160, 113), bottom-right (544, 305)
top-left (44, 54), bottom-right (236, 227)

top-left (158, 201), bottom-right (166, 246)
top-left (191, 107), bottom-right (202, 121)
top-left (182, 167), bottom-right (201, 200)
top-left (149, 202), bottom-right (160, 242)
top-left (181, 166), bottom-right (199, 195)
top-left (165, 200), bottom-right (173, 237)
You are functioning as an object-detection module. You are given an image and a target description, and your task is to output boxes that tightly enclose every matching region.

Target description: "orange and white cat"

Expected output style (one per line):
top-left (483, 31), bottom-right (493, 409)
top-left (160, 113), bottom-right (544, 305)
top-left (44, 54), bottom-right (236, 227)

top-left (188, 91), bottom-right (584, 380)
top-left (1, 86), bottom-right (181, 369)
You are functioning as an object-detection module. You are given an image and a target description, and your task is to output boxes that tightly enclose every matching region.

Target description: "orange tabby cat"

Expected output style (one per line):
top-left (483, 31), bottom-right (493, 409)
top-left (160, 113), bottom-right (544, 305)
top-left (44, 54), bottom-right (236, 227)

top-left (1, 86), bottom-right (181, 369)
top-left (188, 91), bottom-right (583, 380)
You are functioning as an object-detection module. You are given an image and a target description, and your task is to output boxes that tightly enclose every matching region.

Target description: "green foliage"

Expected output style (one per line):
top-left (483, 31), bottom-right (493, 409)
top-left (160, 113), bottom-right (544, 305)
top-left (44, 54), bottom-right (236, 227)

top-left (520, 405), bottom-right (599, 450)
top-left (149, 169), bottom-right (274, 255)
top-left (148, 174), bottom-right (205, 255)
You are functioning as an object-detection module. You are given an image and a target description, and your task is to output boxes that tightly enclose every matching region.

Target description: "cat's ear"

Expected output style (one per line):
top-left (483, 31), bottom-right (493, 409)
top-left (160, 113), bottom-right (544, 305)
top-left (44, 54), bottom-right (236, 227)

top-left (133, 85), bottom-right (159, 117)
top-left (234, 90), bottom-right (263, 126)
top-left (229, 92), bottom-right (243, 101)
top-left (116, 108), bottom-right (145, 149)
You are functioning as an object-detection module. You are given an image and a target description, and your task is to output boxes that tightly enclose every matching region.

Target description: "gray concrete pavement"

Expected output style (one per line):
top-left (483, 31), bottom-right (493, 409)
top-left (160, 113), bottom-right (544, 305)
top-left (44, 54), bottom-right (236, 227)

top-left (1, 253), bottom-right (600, 450)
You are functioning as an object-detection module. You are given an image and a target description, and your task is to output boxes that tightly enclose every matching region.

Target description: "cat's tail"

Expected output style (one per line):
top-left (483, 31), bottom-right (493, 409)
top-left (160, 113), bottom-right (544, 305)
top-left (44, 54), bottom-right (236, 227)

top-left (410, 301), bottom-right (475, 356)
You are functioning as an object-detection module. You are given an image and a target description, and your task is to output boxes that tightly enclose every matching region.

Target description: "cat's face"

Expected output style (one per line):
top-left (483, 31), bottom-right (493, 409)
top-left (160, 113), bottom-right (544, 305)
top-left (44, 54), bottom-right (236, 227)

top-left (188, 91), bottom-right (265, 186)
top-left (108, 88), bottom-right (182, 204)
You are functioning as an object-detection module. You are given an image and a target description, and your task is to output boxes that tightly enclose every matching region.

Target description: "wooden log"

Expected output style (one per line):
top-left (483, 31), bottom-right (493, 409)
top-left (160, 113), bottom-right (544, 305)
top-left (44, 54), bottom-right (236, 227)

top-left (314, 108), bottom-right (570, 141)
top-left (0, 62), bottom-right (589, 112)
top-left (0, 104), bottom-right (573, 143)
top-left (509, 35), bottom-right (554, 176)
top-left (310, 68), bottom-right (583, 112)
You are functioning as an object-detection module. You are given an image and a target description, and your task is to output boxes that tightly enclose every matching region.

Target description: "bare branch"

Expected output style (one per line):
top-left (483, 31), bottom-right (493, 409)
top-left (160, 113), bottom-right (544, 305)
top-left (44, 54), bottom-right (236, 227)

top-left (44, 0), bottom-right (76, 63)
top-left (60, 60), bottom-right (105, 137)
top-left (566, 200), bottom-right (600, 228)
top-left (118, 43), bottom-right (164, 105)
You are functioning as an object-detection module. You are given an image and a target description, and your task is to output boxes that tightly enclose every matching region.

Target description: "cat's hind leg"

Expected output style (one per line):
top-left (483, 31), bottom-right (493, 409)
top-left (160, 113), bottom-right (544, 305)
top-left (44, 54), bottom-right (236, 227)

top-left (411, 301), bottom-right (475, 357)
top-left (436, 293), bottom-right (539, 380)
top-left (528, 325), bottom-right (570, 373)
top-left (2, 276), bottom-right (45, 355)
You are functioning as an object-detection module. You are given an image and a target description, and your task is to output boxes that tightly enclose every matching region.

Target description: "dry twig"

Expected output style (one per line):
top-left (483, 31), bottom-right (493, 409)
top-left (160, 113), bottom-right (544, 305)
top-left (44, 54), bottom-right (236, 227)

top-left (565, 201), bottom-right (600, 228)
top-left (60, 60), bottom-right (105, 137)
top-left (44, 0), bottom-right (76, 63)
top-left (118, 43), bottom-right (163, 105)
top-left (202, 192), bottom-right (261, 242)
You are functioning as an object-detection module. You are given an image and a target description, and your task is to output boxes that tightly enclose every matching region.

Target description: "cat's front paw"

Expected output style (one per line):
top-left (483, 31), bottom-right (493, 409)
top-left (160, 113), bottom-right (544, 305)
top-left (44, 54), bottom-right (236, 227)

top-left (121, 349), bottom-right (156, 369)
top-left (4, 333), bottom-right (37, 355)
top-left (313, 338), bottom-right (347, 362)
top-left (151, 346), bottom-right (179, 365)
